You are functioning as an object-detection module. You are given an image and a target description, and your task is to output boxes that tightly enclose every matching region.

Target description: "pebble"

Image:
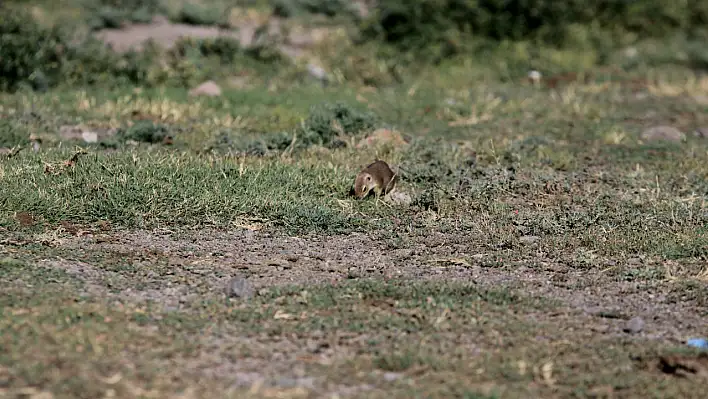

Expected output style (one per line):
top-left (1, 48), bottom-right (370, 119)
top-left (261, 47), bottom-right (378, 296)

top-left (623, 316), bottom-right (645, 334)
top-left (388, 191), bottom-right (412, 206)
top-left (306, 63), bottom-right (328, 82)
top-left (693, 127), bottom-right (708, 138)
top-left (640, 126), bottom-right (685, 143)
top-left (382, 372), bottom-right (402, 382)
top-left (224, 276), bottom-right (254, 299)
top-left (189, 80), bottom-right (222, 97)
top-left (519, 235), bottom-right (541, 244)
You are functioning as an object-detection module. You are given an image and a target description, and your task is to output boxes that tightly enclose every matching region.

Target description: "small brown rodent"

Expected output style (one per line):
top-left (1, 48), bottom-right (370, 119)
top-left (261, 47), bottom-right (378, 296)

top-left (350, 160), bottom-right (397, 200)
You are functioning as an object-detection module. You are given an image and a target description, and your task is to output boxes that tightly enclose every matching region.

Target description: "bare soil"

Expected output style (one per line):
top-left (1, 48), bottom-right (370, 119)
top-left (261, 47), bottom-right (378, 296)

top-left (16, 227), bottom-right (702, 397)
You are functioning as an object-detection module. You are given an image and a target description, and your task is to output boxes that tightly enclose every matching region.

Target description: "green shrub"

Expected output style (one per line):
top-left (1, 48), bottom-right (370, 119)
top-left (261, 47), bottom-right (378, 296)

top-left (173, 3), bottom-right (225, 26)
top-left (272, 0), bottom-right (359, 18)
top-left (0, 6), bottom-right (163, 91)
top-left (206, 102), bottom-right (381, 155)
top-left (0, 8), bottom-right (287, 92)
top-left (117, 121), bottom-right (171, 144)
top-left (85, 0), bottom-right (163, 30)
top-left (298, 102), bottom-right (380, 147)
top-left (0, 118), bottom-right (33, 148)
top-left (171, 37), bottom-right (242, 62)
top-left (361, 0), bottom-right (708, 59)
top-left (0, 8), bottom-right (68, 91)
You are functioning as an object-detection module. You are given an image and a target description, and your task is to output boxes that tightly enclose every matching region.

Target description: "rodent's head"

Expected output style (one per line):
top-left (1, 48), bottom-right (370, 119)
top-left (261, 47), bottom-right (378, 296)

top-left (353, 172), bottom-right (377, 199)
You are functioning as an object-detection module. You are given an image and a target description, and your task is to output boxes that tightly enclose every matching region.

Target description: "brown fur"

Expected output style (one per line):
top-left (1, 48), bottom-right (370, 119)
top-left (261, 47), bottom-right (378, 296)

top-left (351, 160), bottom-right (397, 199)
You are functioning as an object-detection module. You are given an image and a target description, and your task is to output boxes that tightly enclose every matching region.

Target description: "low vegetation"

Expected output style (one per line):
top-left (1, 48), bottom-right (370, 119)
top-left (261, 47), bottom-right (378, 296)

top-left (1, 0), bottom-right (707, 398)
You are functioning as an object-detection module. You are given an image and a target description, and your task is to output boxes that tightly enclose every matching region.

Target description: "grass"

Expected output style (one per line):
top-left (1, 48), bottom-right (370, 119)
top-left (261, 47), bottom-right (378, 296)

top-left (0, 149), bottom-right (362, 232)
top-left (2, 1), bottom-right (708, 398)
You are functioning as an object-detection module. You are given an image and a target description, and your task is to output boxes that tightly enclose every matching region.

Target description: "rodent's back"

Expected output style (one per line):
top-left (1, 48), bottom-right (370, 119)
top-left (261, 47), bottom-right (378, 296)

top-left (365, 160), bottom-right (394, 179)
top-left (365, 160), bottom-right (396, 191)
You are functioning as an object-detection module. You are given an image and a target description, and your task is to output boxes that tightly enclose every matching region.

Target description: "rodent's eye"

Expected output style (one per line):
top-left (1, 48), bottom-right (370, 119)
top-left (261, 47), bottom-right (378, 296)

top-left (366, 176), bottom-right (371, 181)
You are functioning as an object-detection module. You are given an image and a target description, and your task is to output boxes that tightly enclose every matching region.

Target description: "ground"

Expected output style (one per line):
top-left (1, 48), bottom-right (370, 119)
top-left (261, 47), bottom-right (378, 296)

top-left (1, 2), bottom-right (708, 398)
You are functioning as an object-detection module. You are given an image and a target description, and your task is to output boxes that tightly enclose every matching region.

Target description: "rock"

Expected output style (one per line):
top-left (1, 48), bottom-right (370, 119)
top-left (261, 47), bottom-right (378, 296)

top-left (356, 128), bottom-right (408, 149)
top-left (353, 0), bottom-right (371, 18)
top-left (59, 124), bottom-right (115, 143)
top-left (640, 126), bottom-right (685, 143)
top-left (528, 70), bottom-right (542, 85)
top-left (81, 131), bottom-right (99, 143)
top-left (519, 235), bottom-right (541, 245)
top-left (627, 257), bottom-right (642, 266)
top-left (387, 191), bottom-right (412, 206)
top-left (224, 276), bottom-right (253, 299)
top-left (59, 125), bottom-right (84, 141)
top-left (693, 127), bottom-right (708, 138)
top-left (382, 372), bottom-right (402, 382)
top-left (693, 95), bottom-right (708, 105)
top-left (623, 316), bottom-right (645, 334)
top-left (151, 14), bottom-right (169, 25)
top-left (624, 47), bottom-right (638, 58)
top-left (29, 133), bottom-right (42, 151)
top-left (306, 63), bottom-right (328, 82)
top-left (189, 80), bottom-right (222, 97)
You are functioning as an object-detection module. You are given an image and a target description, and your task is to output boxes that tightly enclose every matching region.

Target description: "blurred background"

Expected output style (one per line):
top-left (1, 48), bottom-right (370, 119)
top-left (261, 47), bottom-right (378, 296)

top-left (1, 0), bottom-right (707, 92)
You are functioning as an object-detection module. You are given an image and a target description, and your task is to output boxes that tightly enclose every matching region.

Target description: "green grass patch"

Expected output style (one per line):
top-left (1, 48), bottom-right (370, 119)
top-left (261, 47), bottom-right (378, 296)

top-left (0, 149), bottom-right (368, 233)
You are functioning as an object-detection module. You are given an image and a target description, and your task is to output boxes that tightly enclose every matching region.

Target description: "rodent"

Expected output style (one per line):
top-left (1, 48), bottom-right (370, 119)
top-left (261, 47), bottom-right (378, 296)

top-left (350, 160), bottom-right (397, 199)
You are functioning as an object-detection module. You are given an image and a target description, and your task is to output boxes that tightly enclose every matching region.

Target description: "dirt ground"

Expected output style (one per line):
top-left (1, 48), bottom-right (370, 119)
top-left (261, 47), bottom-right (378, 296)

top-left (95, 14), bottom-right (327, 60)
top-left (51, 228), bottom-right (707, 339)
top-left (12, 226), bottom-right (700, 397)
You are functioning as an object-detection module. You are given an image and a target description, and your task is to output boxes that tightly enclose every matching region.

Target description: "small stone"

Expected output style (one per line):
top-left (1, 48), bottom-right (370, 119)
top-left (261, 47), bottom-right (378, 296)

top-left (624, 47), bottom-right (638, 58)
top-left (189, 80), bottom-right (222, 97)
top-left (383, 372), bottom-right (402, 382)
top-left (692, 95), bottom-right (708, 105)
top-left (640, 126), bottom-right (685, 143)
top-left (519, 235), bottom-right (541, 244)
top-left (59, 125), bottom-right (115, 143)
top-left (82, 131), bottom-right (99, 143)
top-left (387, 191), bottom-right (412, 206)
top-left (528, 70), bottom-right (542, 85)
top-left (627, 257), bottom-right (642, 266)
top-left (59, 125), bottom-right (84, 140)
top-left (623, 316), bottom-right (645, 334)
top-left (225, 276), bottom-right (253, 299)
top-left (693, 127), bottom-right (708, 138)
top-left (306, 63), bottom-right (328, 82)
top-left (151, 14), bottom-right (169, 25)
